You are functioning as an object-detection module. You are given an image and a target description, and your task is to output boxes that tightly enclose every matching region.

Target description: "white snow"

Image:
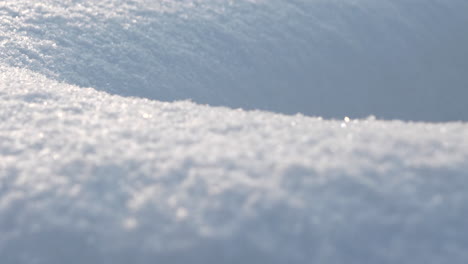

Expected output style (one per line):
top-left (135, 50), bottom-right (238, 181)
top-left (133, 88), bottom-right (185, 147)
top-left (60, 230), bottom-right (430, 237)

top-left (1, 0), bottom-right (468, 263)
top-left (1, 0), bottom-right (468, 121)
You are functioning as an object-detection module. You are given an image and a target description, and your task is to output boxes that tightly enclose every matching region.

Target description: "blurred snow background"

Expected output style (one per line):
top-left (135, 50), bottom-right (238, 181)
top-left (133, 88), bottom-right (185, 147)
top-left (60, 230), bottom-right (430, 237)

top-left (1, 0), bottom-right (468, 263)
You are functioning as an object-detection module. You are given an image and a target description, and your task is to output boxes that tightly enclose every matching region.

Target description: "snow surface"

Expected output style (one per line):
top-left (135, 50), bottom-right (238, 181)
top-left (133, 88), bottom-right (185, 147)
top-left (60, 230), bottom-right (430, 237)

top-left (2, 65), bottom-right (468, 263)
top-left (1, 0), bottom-right (468, 121)
top-left (1, 0), bottom-right (468, 263)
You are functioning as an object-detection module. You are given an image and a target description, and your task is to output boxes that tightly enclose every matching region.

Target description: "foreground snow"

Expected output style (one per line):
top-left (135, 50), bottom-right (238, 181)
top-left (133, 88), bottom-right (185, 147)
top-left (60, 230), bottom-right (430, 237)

top-left (1, 65), bottom-right (468, 263)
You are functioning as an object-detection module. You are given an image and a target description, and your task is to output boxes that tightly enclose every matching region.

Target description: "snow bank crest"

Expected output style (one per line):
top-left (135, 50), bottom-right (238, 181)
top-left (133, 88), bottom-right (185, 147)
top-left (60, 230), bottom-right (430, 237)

top-left (1, 65), bottom-right (468, 263)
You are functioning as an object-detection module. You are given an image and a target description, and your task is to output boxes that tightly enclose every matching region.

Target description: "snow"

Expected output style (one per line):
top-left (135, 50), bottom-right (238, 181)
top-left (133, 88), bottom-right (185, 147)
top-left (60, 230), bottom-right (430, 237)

top-left (1, 0), bottom-right (468, 263)
top-left (2, 65), bottom-right (468, 263)
top-left (1, 0), bottom-right (468, 121)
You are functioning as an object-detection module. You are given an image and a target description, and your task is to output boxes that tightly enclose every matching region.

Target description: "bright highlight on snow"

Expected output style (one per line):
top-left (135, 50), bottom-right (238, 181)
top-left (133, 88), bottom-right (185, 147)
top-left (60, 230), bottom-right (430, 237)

top-left (1, 0), bottom-right (468, 263)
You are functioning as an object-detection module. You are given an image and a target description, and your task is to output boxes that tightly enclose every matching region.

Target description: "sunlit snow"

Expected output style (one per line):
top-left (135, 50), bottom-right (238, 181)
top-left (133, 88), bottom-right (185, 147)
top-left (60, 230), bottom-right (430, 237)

top-left (2, 0), bottom-right (468, 121)
top-left (1, 0), bottom-right (468, 263)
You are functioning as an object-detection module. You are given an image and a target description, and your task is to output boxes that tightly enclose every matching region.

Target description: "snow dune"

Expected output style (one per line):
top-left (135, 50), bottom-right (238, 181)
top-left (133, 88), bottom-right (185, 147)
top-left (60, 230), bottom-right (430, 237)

top-left (1, 0), bottom-right (468, 121)
top-left (2, 65), bottom-right (468, 263)
top-left (1, 0), bottom-right (468, 263)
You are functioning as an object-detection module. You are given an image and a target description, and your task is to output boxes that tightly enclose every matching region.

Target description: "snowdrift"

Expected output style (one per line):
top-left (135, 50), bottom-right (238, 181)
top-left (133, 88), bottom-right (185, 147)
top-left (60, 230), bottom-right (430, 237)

top-left (1, 0), bottom-right (468, 121)
top-left (2, 65), bottom-right (468, 263)
top-left (2, 0), bottom-right (468, 263)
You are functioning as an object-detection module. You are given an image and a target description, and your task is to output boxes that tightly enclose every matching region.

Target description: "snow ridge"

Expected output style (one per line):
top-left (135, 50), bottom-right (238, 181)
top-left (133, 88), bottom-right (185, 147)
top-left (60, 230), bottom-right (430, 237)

top-left (1, 66), bottom-right (468, 263)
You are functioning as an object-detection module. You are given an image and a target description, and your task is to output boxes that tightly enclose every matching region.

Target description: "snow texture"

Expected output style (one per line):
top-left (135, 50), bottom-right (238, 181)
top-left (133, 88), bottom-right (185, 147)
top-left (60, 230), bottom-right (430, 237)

top-left (1, 0), bottom-right (468, 121)
top-left (1, 0), bottom-right (468, 263)
top-left (2, 65), bottom-right (468, 263)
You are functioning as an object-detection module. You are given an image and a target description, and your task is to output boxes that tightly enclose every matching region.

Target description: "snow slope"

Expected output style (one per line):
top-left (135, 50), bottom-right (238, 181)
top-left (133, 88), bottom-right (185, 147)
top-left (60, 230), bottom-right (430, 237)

top-left (2, 66), bottom-right (468, 263)
top-left (2, 0), bottom-right (468, 263)
top-left (1, 0), bottom-right (468, 121)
